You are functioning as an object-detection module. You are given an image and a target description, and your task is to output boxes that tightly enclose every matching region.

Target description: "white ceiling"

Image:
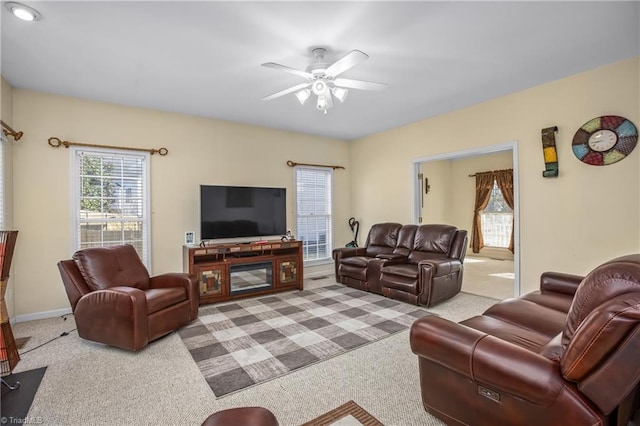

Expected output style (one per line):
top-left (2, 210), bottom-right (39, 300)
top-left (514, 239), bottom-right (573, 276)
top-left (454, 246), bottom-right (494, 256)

top-left (2, 1), bottom-right (639, 141)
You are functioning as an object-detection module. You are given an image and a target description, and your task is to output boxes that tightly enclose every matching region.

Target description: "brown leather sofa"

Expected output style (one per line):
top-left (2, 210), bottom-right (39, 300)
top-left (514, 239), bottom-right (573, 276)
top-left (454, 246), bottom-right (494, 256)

top-left (333, 223), bottom-right (468, 307)
top-left (58, 244), bottom-right (199, 351)
top-left (410, 254), bottom-right (640, 425)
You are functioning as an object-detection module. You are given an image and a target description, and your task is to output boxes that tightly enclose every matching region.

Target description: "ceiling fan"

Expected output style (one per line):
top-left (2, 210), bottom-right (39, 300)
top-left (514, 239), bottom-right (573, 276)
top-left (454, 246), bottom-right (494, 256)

top-left (261, 48), bottom-right (387, 114)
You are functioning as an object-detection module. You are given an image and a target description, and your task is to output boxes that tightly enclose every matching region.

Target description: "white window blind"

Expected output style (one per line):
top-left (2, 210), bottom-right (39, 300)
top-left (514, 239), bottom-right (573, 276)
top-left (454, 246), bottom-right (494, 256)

top-left (73, 148), bottom-right (150, 265)
top-left (295, 167), bottom-right (333, 262)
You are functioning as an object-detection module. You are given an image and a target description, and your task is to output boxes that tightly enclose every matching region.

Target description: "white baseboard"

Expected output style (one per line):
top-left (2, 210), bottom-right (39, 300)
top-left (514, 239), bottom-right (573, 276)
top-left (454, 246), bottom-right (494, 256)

top-left (14, 307), bottom-right (73, 323)
top-left (304, 264), bottom-right (334, 279)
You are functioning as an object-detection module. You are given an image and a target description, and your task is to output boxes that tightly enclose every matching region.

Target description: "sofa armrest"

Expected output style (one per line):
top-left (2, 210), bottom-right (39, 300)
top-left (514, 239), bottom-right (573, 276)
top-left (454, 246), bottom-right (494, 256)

top-left (418, 258), bottom-right (462, 277)
top-left (74, 286), bottom-right (149, 351)
top-left (376, 253), bottom-right (407, 261)
top-left (150, 273), bottom-right (199, 320)
top-left (410, 315), bottom-right (564, 406)
top-left (332, 247), bottom-right (366, 260)
top-left (540, 271), bottom-right (584, 295)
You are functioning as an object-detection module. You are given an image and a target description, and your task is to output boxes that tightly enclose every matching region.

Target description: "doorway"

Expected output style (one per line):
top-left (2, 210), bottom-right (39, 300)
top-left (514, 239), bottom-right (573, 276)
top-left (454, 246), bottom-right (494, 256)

top-left (412, 141), bottom-right (519, 299)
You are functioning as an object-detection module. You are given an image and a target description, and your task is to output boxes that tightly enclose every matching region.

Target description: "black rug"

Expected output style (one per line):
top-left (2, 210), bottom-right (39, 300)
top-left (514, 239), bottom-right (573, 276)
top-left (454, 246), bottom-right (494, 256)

top-left (1, 367), bottom-right (47, 423)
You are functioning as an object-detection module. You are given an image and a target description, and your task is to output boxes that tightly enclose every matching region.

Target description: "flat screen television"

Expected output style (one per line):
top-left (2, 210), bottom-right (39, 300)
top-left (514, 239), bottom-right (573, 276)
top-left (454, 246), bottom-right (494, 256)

top-left (200, 185), bottom-right (286, 241)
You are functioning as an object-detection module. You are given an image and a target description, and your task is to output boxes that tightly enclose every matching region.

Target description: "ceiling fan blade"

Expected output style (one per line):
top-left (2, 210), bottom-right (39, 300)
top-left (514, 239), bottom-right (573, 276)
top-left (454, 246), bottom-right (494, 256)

top-left (325, 50), bottom-right (369, 78)
top-left (333, 78), bottom-right (388, 91)
top-left (261, 62), bottom-right (313, 80)
top-left (262, 82), bottom-right (311, 101)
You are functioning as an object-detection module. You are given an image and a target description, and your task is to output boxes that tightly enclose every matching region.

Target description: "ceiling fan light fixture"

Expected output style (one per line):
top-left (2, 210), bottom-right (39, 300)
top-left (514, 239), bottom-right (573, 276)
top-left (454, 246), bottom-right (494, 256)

top-left (5, 2), bottom-right (41, 21)
top-left (316, 95), bottom-right (333, 114)
top-left (294, 88), bottom-right (311, 105)
top-left (332, 87), bottom-right (348, 103)
top-left (312, 80), bottom-right (328, 96)
top-left (316, 96), bottom-right (328, 111)
top-left (262, 48), bottom-right (386, 115)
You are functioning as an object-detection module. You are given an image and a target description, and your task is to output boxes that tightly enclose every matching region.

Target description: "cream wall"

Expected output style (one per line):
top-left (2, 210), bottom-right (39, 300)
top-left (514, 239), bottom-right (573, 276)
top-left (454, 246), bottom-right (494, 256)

top-left (418, 160), bottom-right (449, 224)
top-left (6, 56), bottom-right (640, 316)
top-left (11, 91), bottom-right (351, 317)
top-left (350, 57), bottom-right (640, 294)
top-left (1, 76), bottom-right (15, 317)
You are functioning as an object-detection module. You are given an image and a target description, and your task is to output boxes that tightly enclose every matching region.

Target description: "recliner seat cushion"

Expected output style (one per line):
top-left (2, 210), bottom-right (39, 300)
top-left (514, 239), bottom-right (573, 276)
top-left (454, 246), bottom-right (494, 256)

top-left (520, 291), bottom-right (574, 313)
top-left (145, 287), bottom-right (188, 314)
top-left (73, 244), bottom-right (150, 291)
top-left (340, 256), bottom-right (369, 268)
top-left (381, 264), bottom-right (418, 279)
top-left (460, 315), bottom-right (559, 353)
top-left (380, 264), bottom-right (420, 294)
top-left (483, 298), bottom-right (568, 338)
top-left (339, 262), bottom-right (367, 281)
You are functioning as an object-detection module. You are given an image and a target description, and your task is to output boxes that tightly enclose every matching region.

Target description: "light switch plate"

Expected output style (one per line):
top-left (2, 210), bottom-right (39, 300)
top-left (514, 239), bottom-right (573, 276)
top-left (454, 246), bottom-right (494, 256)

top-left (185, 231), bottom-right (195, 245)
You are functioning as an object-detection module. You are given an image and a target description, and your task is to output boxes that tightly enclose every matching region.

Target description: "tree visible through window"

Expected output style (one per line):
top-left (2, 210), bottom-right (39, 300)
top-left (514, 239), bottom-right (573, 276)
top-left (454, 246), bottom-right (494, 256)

top-left (480, 179), bottom-right (512, 248)
top-left (73, 149), bottom-right (150, 265)
top-left (295, 167), bottom-right (333, 262)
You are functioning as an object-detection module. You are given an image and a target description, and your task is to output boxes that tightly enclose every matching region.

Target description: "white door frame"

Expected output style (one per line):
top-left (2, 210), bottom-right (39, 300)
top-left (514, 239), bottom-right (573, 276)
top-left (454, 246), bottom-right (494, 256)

top-left (412, 141), bottom-right (520, 297)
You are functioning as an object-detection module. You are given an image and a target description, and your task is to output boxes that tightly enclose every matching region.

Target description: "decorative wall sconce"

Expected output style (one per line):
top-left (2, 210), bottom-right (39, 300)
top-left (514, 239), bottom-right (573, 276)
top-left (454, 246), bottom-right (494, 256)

top-left (418, 173), bottom-right (431, 206)
top-left (541, 126), bottom-right (559, 177)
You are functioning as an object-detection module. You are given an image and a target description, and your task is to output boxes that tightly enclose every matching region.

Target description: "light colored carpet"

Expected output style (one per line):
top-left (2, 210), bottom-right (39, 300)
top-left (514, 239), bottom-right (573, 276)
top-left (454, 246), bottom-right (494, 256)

top-left (463, 256), bottom-right (515, 300)
top-left (10, 277), bottom-right (497, 426)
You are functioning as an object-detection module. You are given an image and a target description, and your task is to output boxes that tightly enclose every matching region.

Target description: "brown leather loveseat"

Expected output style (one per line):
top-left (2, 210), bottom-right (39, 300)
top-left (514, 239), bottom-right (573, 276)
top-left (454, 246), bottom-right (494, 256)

top-left (410, 254), bottom-right (640, 425)
top-left (58, 244), bottom-right (199, 351)
top-left (333, 223), bottom-right (467, 307)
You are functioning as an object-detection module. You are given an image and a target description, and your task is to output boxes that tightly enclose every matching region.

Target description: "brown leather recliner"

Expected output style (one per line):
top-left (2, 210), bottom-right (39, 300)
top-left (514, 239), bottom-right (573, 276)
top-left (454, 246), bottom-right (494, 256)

top-left (410, 254), bottom-right (640, 425)
top-left (332, 222), bottom-right (404, 292)
top-left (58, 244), bottom-right (199, 351)
top-left (379, 224), bottom-right (468, 306)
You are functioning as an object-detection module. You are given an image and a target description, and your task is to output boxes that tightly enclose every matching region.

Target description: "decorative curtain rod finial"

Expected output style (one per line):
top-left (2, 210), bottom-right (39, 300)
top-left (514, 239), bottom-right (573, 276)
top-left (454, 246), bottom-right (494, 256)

top-left (1, 120), bottom-right (23, 141)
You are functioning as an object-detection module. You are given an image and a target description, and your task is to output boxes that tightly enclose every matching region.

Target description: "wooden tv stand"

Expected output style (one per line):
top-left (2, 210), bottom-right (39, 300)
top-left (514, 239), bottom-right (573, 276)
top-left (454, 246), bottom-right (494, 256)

top-left (183, 240), bottom-right (303, 305)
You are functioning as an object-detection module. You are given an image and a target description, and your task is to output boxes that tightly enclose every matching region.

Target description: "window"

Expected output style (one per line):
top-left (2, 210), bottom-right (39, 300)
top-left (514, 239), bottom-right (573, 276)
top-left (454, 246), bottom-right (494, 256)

top-left (480, 179), bottom-right (512, 248)
top-left (295, 167), bottom-right (333, 263)
top-left (72, 148), bottom-right (150, 265)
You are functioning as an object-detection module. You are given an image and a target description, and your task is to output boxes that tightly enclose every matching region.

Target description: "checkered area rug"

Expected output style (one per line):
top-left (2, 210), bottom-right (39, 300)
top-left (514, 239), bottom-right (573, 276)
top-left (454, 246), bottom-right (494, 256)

top-left (178, 284), bottom-right (432, 397)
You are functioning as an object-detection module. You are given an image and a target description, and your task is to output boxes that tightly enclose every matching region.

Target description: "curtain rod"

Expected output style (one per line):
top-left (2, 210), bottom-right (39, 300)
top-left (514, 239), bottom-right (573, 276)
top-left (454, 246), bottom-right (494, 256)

top-left (286, 160), bottom-right (345, 170)
top-left (468, 168), bottom-right (513, 177)
top-left (48, 137), bottom-right (168, 156)
top-left (1, 120), bottom-right (23, 141)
